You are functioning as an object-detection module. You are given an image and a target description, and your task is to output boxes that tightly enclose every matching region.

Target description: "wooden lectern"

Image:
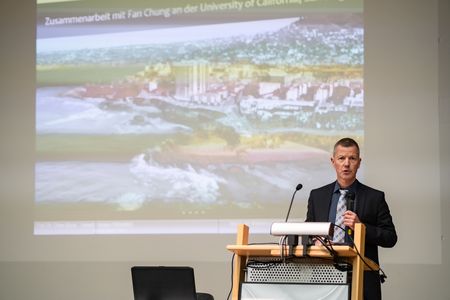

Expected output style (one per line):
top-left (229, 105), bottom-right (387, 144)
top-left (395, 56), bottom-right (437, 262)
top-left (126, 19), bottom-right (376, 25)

top-left (227, 223), bottom-right (379, 300)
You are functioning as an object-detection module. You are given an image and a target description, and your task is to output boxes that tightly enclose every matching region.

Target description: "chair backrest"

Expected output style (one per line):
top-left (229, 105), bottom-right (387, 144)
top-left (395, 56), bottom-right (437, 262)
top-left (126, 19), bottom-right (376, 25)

top-left (196, 292), bottom-right (214, 300)
top-left (131, 266), bottom-right (197, 300)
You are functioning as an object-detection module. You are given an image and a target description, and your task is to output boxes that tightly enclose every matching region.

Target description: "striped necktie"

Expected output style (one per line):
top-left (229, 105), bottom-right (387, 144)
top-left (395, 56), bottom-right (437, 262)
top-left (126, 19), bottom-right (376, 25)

top-left (333, 189), bottom-right (348, 243)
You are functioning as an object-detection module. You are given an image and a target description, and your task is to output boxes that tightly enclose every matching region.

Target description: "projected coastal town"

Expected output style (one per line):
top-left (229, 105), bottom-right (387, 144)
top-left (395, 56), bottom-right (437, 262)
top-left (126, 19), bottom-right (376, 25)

top-left (35, 9), bottom-right (364, 234)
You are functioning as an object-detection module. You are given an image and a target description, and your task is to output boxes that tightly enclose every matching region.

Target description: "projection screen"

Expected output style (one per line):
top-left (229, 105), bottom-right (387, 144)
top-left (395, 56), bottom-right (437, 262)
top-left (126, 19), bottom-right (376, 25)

top-left (35, 0), bottom-right (364, 235)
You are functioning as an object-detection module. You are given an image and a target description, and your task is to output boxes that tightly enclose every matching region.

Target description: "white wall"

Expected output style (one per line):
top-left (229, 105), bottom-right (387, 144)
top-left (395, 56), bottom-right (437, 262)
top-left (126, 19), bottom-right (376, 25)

top-left (0, 0), bottom-right (449, 299)
top-left (364, 0), bottom-right (450, 299)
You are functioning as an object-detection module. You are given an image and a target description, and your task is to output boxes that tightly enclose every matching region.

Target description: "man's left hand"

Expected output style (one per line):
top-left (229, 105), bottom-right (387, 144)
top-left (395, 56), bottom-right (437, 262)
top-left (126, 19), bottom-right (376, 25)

top-left (343, 211), bottom-right (360, 230)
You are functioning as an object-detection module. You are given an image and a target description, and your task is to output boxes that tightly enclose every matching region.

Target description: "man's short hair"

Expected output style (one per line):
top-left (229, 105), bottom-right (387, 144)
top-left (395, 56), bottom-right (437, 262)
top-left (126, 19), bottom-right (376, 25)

top-left (333, 137), bottom-right (360, 156)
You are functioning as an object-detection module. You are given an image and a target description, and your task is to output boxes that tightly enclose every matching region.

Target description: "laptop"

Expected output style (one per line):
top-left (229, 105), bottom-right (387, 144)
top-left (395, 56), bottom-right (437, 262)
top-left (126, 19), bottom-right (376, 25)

top-left (131, 266), bottom-right (198, 300)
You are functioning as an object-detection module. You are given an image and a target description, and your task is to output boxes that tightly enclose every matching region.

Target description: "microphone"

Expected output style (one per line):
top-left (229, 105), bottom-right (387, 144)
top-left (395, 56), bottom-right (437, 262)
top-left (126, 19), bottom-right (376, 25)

top-left (284, 183), bottom-right (303, 255)
top-left (285, 183), bottom-right (303, 222)
top-left (345, 192), bottom-right (356, 238)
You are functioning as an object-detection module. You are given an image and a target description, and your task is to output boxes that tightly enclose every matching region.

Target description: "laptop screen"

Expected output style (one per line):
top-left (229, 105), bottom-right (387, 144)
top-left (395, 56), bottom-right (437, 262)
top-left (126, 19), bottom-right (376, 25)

top-left (131, 266), bottom-right (197, 300)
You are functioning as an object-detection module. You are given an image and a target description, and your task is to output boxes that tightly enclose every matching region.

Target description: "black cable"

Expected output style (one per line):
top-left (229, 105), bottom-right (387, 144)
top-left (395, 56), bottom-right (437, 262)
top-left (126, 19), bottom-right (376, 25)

top-left (333, 224), bottom-right (388, 282)
top-left (227, 242), bottom-right (279, 300)
top-left (313, 234), bottom-right (351, 272)
top-left (226, 253), bottom-right (235, 300)
top-left (280, 236), bottom-right (287, 262)
top-left (314, 236), bottom-right (337, 256)
top-left (246, 260), bottom-right (279, 270)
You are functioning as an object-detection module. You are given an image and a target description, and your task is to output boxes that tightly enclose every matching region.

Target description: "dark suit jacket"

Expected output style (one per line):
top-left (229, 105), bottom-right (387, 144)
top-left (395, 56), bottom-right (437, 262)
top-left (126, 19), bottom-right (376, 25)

top-left (306, 180), bottom-right (397, 300)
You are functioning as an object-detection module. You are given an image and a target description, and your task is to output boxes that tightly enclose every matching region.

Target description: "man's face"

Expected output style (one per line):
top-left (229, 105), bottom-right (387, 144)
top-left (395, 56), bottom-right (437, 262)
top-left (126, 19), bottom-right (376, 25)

top-left (331, 145), bottom-right (361, 186)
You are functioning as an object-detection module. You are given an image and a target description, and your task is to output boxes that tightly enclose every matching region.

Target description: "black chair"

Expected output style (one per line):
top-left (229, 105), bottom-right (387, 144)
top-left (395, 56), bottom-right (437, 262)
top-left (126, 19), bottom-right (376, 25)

top-left (131, 266), bottom-right (214, 300)
top-left (196, 292), bottom-right (214, 300)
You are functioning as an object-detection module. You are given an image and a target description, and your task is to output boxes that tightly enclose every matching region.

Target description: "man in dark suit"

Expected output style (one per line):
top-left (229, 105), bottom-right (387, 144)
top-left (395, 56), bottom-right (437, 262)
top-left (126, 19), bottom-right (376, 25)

top-left (306, 137), bottom-right (397, 300)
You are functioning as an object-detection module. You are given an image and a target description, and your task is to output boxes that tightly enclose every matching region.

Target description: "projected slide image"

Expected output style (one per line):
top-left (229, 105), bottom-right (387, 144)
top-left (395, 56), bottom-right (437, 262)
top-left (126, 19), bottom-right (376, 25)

top-left (35, 0), bottom-right (363, 234)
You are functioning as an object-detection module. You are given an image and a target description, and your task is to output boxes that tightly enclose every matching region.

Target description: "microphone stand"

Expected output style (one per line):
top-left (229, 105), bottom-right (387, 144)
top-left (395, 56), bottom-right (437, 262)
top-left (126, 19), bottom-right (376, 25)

top-left (285, 184), bottom-right (303, 256)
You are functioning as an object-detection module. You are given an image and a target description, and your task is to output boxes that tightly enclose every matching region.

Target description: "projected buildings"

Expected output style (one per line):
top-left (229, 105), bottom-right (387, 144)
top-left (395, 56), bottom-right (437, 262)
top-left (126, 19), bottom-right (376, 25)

top-left (172, 62), bottom-right (208, 100)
